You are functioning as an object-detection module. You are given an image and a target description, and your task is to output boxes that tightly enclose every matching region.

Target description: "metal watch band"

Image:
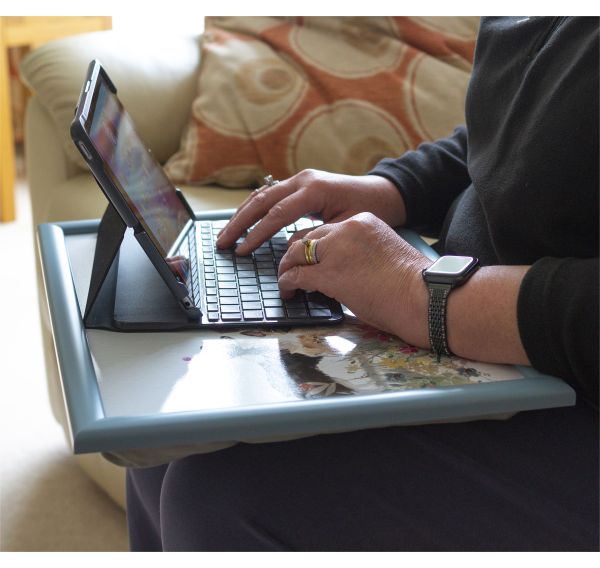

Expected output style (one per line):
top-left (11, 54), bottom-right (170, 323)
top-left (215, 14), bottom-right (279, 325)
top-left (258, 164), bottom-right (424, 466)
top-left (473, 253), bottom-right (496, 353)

top-left (427, 284), bottom-right (452, 362)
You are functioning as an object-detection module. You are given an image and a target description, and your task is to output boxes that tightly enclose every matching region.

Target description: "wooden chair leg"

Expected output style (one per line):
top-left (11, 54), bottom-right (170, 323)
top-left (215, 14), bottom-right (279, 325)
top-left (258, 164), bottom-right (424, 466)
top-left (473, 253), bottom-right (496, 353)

top-left (0, 21), bottom-right (16, 222)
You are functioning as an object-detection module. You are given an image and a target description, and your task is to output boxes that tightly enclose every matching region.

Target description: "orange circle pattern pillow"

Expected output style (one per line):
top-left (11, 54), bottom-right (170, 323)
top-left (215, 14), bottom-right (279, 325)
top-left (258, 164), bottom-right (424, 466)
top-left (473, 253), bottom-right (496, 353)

top-left (164, 16), bottom-right (479, 188)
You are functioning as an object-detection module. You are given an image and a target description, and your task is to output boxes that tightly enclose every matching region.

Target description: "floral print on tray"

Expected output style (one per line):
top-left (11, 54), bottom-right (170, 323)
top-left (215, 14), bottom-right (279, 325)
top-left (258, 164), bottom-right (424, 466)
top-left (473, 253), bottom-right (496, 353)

top-left (222, 319), bottom-right (524, 400)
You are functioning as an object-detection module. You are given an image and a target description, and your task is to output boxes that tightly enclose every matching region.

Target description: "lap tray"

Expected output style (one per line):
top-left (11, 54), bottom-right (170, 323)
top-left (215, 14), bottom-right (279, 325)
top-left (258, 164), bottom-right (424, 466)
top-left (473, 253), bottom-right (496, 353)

top-left (37, 210), bottom-right (576, 468)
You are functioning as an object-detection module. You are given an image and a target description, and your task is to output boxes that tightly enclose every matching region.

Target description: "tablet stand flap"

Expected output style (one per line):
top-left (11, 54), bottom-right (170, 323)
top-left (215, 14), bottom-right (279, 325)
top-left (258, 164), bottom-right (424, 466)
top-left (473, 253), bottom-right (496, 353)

top-left (113, 229), bottom-right (200, 330)
top-left (83, 203), bottom-right (126, 327)
top-left (84, 203), bottom-right (202, 331)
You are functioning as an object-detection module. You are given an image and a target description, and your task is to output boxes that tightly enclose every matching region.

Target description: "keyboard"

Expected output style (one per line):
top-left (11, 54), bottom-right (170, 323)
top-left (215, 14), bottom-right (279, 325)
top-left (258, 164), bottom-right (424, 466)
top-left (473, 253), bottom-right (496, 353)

top-left (177, 218), bottom-right (341, 325)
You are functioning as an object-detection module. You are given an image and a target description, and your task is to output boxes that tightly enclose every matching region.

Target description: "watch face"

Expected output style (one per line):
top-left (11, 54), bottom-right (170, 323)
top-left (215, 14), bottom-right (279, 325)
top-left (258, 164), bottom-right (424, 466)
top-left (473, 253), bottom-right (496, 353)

top-left (424, 256), bottom-right (479, 290)
top-left (425, 256), bottom-right (477, 277)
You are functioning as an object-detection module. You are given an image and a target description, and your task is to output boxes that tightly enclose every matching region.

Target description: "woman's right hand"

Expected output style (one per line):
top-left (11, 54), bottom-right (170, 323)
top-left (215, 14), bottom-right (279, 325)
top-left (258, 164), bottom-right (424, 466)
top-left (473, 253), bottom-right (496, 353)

top-left (215, 169), bottom-right (407, 255)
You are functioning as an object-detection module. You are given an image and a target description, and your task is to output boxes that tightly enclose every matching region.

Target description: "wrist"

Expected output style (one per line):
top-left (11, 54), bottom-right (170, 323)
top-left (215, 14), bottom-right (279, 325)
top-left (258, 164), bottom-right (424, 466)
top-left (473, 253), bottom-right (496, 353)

top-left (365, 175), bottom-right (407, 227)
top-left (390, 256), bottom-right (431, 349)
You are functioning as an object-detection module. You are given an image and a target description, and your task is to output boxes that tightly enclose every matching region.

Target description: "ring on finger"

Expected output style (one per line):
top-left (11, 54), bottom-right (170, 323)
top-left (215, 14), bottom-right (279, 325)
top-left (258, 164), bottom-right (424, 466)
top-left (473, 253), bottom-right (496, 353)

top-left (254, 174), bottom-right (279, 194)
top-left (264, 174), bottom-right (279, 187)
top-left (302, 237), bottom-right (320, 265)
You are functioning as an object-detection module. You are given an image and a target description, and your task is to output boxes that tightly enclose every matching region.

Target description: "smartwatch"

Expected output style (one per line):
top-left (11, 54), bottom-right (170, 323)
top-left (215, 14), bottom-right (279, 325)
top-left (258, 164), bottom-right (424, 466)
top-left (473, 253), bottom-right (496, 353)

top-left (422, 255), bottom-right (479, 361)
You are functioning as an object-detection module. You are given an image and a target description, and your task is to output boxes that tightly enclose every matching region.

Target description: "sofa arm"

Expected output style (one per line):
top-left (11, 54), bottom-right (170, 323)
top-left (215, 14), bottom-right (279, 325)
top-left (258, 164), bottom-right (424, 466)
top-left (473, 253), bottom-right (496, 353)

top-left (20, 30), bottom-right (202, 169)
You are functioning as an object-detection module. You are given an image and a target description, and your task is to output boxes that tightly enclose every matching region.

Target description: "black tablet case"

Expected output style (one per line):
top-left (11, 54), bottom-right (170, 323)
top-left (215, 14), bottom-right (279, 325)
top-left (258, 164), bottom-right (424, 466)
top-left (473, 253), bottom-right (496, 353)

top-left (84, 203), bottom-right (200, 331)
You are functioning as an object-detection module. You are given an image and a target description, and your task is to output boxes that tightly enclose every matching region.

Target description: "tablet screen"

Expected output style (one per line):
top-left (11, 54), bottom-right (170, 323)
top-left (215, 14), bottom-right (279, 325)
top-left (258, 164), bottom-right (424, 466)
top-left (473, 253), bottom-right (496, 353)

top-left (88, 78), bottom-right (190, 257)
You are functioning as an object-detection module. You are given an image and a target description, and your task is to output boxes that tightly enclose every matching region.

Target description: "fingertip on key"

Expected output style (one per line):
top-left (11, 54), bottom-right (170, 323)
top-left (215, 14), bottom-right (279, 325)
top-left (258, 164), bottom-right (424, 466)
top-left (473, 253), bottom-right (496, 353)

top-left (234, 242), bottom-right (248, 256)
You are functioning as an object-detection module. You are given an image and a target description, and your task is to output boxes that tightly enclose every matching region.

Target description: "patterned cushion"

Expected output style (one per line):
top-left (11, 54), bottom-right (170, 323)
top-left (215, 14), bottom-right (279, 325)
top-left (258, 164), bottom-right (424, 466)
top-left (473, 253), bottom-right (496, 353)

top-left (165, 16), bottom-right (479, 188)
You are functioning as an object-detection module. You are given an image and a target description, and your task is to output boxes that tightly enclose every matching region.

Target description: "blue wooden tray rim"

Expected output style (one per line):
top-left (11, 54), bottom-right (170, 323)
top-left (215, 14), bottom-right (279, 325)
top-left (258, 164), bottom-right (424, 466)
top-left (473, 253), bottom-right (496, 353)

top-left (37, 212), bottom-right (576, 455)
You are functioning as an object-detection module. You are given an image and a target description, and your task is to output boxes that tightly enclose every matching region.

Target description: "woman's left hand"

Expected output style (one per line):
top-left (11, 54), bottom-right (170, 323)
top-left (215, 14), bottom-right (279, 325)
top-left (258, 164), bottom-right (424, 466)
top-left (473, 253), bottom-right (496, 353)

top-left (277, 212), bottom-right (432, 348)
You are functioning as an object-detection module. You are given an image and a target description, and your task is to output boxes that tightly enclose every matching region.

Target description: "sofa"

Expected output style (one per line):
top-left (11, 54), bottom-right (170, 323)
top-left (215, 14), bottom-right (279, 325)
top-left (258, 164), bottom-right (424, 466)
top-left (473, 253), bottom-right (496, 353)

top-left (21, 18), bottom-right (478, 511)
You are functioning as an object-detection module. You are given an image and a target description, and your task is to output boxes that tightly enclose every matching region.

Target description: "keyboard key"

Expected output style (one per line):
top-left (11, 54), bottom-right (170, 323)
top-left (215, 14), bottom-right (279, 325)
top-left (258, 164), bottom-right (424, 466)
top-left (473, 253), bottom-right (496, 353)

top-left (216, 266), bottom-right (235, 273)
top-left (218, 281), bottom-right (238, 289)
top-left (287, 307), bottom-right (308, 318)
top-left (239, 277), bottom-right (257, 286)
top-left (295, 218), bottom-right (314, 231)
top-left (219, 289), bottom-right (239, 297)
top-left (207, 296), bottom-right (218, 304)
top-left (220, 297), bottom-right (240, 305)
top-left (264, 298), bottom-right (283, 307)
top-left (241, 293), bottom-right (261, 302)
top-left (309, 308), bottom-right (331, 318)
top-left (207, 312), bottom-right (220, 322)
top-left (237, 270), bottom-right (257, 278)
top-left (203, 265), bottom-right (215, 273)
top-left (256, 261), bottom-right (274, 268)
top-left (261, 290), bottom-right (281, 299)
top-left (236, 257), bottom-right (254, 265)
top-left (242, 301), bottom-right (262, 310)
top-left (285, 291), bottom-right (305, 304)
top-left (220, 304), bottom-right (242, 313)
top-left (240, 285), bottom-right (259, 294)
top-left (221, 312), bottom-right (242, 321)
top-left (212, 220), bottom-right (228, 229)
top-left (259, 275), bottom-right (277, 283)
top-left (260, 283), bottom-right (279, 291)
top-left (243, 310), bottom-right (264, 320)
top-left (207, 288), bottom-right (218, 296)
top-left (265, 307), bottom-right (286, 319)
top-left (257, 268), bottom-right (276, 276)
top-left (204, 273), bottom-right (216, 281)
top-left (217, 273), bottom-right (236, 282)
top-left (308, 300), bottom-right (329, 310)
top-left (216, 259), bottom-right (234, 267)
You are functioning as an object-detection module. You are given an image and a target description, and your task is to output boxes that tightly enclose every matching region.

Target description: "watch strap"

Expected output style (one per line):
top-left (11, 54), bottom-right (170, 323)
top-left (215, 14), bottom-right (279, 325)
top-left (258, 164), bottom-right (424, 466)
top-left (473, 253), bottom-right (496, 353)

top-left (427, 284), bottom-right (452, 362)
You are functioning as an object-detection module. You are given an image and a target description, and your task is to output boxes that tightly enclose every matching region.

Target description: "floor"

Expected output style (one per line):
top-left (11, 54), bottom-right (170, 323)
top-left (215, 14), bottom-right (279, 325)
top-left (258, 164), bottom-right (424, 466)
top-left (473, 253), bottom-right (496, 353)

top-left (0, 149), bottom-right (128, 551)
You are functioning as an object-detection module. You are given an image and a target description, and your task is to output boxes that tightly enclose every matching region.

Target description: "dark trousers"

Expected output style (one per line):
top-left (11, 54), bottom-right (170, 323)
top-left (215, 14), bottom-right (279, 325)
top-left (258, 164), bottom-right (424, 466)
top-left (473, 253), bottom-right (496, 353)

top-left (126, 402), bottom-right (599, 551)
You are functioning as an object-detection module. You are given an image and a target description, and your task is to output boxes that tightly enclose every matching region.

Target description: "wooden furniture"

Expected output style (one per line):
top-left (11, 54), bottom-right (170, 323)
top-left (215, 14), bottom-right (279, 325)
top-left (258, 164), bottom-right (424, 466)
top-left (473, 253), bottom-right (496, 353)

top-left (0, 16), bottom-right (112, 222)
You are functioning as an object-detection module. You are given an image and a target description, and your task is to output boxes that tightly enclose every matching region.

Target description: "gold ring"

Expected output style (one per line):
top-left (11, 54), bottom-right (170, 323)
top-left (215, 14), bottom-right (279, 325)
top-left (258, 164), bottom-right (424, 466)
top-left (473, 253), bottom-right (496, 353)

top-left (302, 237), bottom-right (319, 265)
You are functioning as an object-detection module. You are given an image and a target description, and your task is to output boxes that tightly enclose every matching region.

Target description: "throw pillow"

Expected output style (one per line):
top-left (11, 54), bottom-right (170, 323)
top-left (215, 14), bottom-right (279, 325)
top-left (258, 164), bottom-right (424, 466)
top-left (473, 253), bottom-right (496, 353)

top-left (164, 16), bottom-right (479, 188)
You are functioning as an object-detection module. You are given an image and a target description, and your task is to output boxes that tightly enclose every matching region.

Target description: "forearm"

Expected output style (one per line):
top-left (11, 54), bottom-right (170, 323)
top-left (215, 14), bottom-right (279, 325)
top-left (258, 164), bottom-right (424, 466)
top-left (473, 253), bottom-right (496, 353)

top-left (369, 126), bottom-right (470, 232)
top-left (407, 265), bottom-right (532, 366)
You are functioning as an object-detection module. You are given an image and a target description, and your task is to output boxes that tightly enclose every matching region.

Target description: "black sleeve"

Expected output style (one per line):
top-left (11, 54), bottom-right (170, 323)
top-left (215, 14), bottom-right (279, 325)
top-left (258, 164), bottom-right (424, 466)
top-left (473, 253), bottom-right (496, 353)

top-left (517, 257), bottom-right (599, 406)
top-left (368, 126), bottom-right (471, 233)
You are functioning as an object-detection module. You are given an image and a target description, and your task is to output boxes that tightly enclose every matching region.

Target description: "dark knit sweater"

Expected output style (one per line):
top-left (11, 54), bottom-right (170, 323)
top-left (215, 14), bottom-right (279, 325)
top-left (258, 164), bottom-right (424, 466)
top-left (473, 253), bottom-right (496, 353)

top-left (370, 17), bottom-right (599, 404)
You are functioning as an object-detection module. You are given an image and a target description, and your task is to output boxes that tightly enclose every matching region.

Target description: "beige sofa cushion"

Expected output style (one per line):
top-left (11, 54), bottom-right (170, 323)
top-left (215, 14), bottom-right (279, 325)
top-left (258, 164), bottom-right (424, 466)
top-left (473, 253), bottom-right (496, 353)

top-left (165, 16), bottom-right (479, 188)
top-left (46, 174), bottom-right (252, 223)
top-left (20, 31), bottom-right (202, 170)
